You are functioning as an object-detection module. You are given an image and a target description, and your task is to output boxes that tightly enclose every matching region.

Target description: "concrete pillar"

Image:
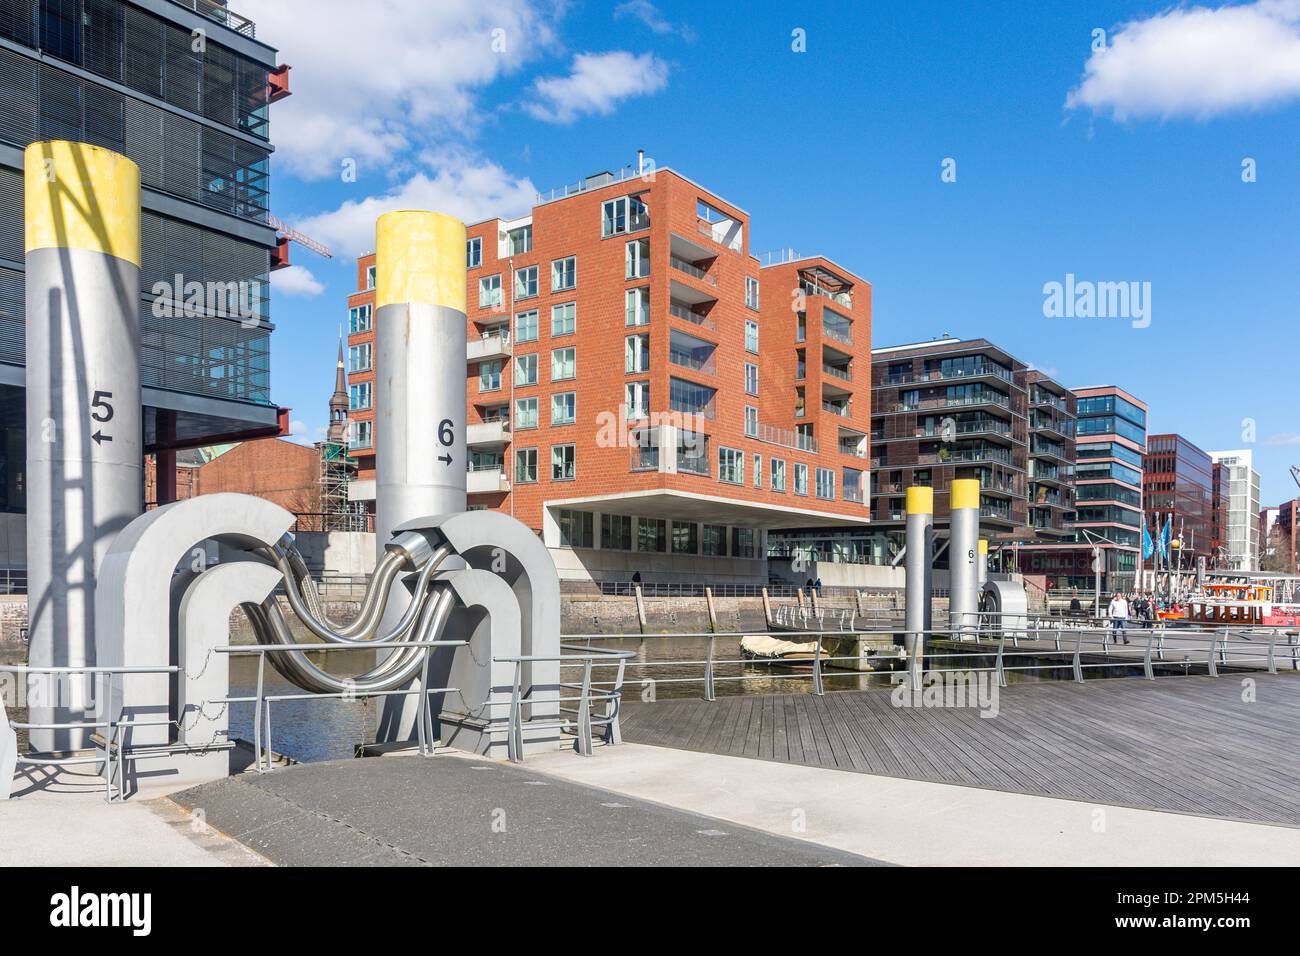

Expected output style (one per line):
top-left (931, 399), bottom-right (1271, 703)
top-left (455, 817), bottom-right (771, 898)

top-left (24, 141), bottom-right (142, 753)
top-left (948, 478), bottom-right (980, 637)
top-left (373, 210), bottom-right (468, 553)
top-left (904, 485), bottom-right (933, 683)
top-left (978, 539), bottom-right (989, 587)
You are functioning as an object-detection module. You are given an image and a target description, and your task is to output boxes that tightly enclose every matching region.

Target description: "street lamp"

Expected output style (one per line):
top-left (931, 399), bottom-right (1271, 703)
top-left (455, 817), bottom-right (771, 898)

top-left (1079, 528), bottom-right (1117, 618)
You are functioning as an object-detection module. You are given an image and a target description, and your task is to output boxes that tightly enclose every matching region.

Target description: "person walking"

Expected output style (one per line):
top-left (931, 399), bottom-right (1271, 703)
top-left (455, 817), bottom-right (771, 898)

top-left (1107, 591), bottom-right (1130, 645)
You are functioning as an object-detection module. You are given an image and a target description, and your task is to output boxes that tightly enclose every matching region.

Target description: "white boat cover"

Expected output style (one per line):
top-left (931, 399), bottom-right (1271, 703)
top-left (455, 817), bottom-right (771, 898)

top-left (741, 635), bottom-right (822, 658)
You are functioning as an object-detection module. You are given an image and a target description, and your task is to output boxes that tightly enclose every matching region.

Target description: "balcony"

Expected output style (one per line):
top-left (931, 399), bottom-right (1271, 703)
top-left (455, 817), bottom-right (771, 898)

top-left (467, 420), bottom-right (511, 448)
top-left (467, 330), bottom-right (512, 362)
top-left (669, 300), bottom-right (717, 332)
top-left (822, 363), bottom-right (853, 383)
top-left (669, 329), bottom-right (717, 376)
top-left (753, 420), bottom-right (818, 454)
top-left (467, 465), bottom-right (510, 494)
top-left (170, 0), bottom-right (256, 37)
top-left (822, 312), bottom-right (853, 346)
top-left (670, 255), bottom-right (716, 286)
top-left (822, 400), bottom-right (851, 418)
top-left (916, 447), bottom-right (1014, 466)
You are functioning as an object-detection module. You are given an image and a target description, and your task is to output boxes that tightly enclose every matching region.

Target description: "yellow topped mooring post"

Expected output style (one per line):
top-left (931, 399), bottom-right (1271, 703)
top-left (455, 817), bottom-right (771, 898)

top-left (24, 142), bottom-right (143, 753)
top-left (904, 485), bottom-right (933, 685)
top-left (948, 478), bottom-right (981, 638)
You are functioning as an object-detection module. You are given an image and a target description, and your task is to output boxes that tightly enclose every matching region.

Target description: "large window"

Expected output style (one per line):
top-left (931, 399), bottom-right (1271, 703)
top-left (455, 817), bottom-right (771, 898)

top-left (479, 274), bottom-right (502, 309)
top-left (670, 377), bottom-right (715, 419)
top-left (1077, 415), bottom-right (1145, 445)
top-left (552, 256), bottom-right (576, 291)
top-left (745, 276), bottom-right (760, 310)
top-left (514, 448), bottom-right (537, 483)
top-left (637, 516), bottom-right (667, 553)
top-left (702, 524), bottom-right (726, 556)
top-left (551, 391), bottom-right (576, 425)
top-left (552, 301), bottom-right (576, 336)
top-left (731, 528), bottom-right (756, 559)
top-left (349, 303), bottom-right (372, 333)
top-left (771, 459), bottom-right (787, 492)
top-left (625, 335), bottom-right (650, 373)
top-left (507, 224), bottom-right (533, 254)
top-left (348, 343), bottom-right (371, 372)
top-left (719, 447), bottom-right (744, 485)
top-left (479, 359), bottom-right (502, 391)
top-left (348, 382), bottom-right (371, 410)
top-left (601, 514), bottom-right (633, 550)
top-left (514, 309), bottom-right (538, 343)
top-left (558, 509), bottom-right (593, 548)
top-left (1078, 394), bottom-right (1146, 429)
top-left (551, 444), bottom-right (576, 480)
top-left (816, 467), bottom-right (835, 500)
top-left (626, 381), bottom-right (650, 420)
top-left (745, 320), bottom-right (759, 353)
top-left (745, 406), bottom-right (758, 437)
top-left (466, 237), bottom-right (482, 268)
top-left (745, 363), bottom-right (759, 396)
top-left (515, 397), bottom-right (538, 429)
top-left (514, 265), bottom-right (538, 300)
top-left (602, 194), bottom-right (649, 237)
top-left (794, 463), bottom-right (809, 496)
top-left (626, 286), bottom-right (650, 326)
top-left (671, 521), bottom-right (698, 555)
top-left (348, 420), bottom-right (372, 449)
top-left (551, 347), bottom-right (576, 381)
top-left (626, 238), bottom-right (650, 278)
top-left (514, 353), bottom-right (538, 386)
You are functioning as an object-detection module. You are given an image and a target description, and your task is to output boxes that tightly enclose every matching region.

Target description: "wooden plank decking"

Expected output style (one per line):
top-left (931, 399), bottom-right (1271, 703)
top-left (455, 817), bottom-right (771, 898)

top-left (619, 674), bottom-right (1300, 826)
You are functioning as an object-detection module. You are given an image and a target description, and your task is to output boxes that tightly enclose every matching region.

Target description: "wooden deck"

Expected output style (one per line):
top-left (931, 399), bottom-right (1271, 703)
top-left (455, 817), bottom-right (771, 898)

top-left (619, 673), bottom-right (1300, 826)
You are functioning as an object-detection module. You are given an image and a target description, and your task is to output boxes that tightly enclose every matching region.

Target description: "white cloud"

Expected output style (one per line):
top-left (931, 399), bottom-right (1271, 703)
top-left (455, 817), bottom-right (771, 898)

top-left (298, 152), bottom-right (538, 258)
top-left (524, 51), bottom-right (669, 124)
top-left (271, 264), bottom-right (325, 297)
top-left (239, 0), bottom-right (562, 178)
top-left (1066, 0), bottom-right (1300, 120)
top-left (614, 1), bottom-right (696, 41)
top-left (1264, 432), bottom-right (1300, 445)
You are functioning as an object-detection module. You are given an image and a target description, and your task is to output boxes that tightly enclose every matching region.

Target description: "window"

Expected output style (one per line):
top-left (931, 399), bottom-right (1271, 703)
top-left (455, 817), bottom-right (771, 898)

top-left (514, 309), bottom-right (539, 343)
top-left (625, 335), bottom-right (650, 373)
top-left (365, 265), bottom-right (376, 290)
top-left (816, 467), bottom-right (835, 500)
top-left (514, 353), bottom-right (538, 386)
top-left (745, 276), bottom-right (760, 310)
top-left (558, 509), bottom-right (593, 548)
top-left (745, 363), bottom-right (759, 396)
top-left (601, 194), bottom-right (648, 237)
top-left (348, 343), bottom-right (372, 372)
top-left (625, 238), bottom-right (650, 278)
top-left (551, 444), bottom-right (576, 480)
top-left (636, 516), bottom-right (667, 553)
top-left (731, 528), bottom-right (756, 559)
top-left (349, 303), bottom-right (372, 333)
top-left (670, 377), bottom-right (716, 419)
top-left (745, 320), bottom-right (759, 353)
top-left (466, 237), bottom-right (482, 268)
top-left (671, 522), bottom-right (698, 555)
top-left (794, 463), bottom-right (809, 496)
top-left (479, 359), bottom-right (502, 391)
top-left (348, 420), bottom-right (372, 449)
top-left (479, 274), bottom-right (502, 309)
top-left (514, 448), bottom-right (537, 483)
top-left (551, 391), bottom-right (576, 425)
top-left (552, 256), bottom-right (576, 291)
top-left (678, 430), bottom-right (710, 476)
top-left (626, 381), bottom-right (650, 420)
top-left (515, 397), bottom-right (538, 429)
top-left (602, 513), bottom-right (633, 551)
top-left (626, 286), bottom-right (650, 326)
top-left (702, 524), bottom-right (727, 556)
top-left (551, 301), bottom-right (576, 336)
top-left (551, 347), bottom-right (576, 381)
top-left (753, 454), bottom-right (762, 489)
top-left (719, 447), bottom-right (744, 484)
top-left (771, 459), bottom-right (787, 492)
top-left (507, 225), bottom-right (533, 254)
top-left (349, 382), bottom-right (371, 410)
top-left (745, 406), bottom-right (758, 437)
top-left (514, 265), bottom-right (538, 300)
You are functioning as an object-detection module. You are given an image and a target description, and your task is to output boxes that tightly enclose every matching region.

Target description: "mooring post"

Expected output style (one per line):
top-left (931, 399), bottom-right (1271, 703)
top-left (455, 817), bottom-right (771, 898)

top-left (904, 486), bottom-right (934, 686)
top-left (705, 586), bottom-right (718, 633)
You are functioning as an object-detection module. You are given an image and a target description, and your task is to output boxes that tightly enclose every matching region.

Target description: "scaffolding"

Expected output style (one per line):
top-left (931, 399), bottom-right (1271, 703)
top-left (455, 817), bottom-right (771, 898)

top-left (316, 440), bottom-right (369, 532)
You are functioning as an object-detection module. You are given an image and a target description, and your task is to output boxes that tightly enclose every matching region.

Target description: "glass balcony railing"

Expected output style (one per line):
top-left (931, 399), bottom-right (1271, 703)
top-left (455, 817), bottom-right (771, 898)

top-left (670, 256), bottom-right (717, 286)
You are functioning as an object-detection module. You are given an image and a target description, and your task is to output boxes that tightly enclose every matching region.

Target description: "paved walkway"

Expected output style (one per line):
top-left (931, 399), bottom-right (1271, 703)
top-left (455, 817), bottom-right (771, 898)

top-left (620, 674), bottom-right (1300, 825)
top-left (167, 752), bottom-right (880, 866)
top-left (527, 743), bottom-right (1300, 866)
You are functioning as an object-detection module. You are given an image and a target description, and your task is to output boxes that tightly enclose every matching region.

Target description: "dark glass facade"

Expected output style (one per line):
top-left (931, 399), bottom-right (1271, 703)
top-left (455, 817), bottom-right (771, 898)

top-left (1143, 433), bottom-right (1213, 566)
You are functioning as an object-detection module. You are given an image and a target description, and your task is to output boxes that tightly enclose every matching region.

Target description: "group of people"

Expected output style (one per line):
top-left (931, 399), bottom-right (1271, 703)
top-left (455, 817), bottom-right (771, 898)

top-left (1105, 590), bottom-right (1159, 644)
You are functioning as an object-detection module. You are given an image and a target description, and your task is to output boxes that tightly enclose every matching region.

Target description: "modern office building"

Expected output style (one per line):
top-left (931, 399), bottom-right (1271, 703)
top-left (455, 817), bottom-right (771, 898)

top-left (1143, 433), bottom-right (1214, 568)
top-left (1209, 449), bottom-right (1261, 571)
top-left (345, 161), bottom-right (874, 584)
top-left (0, 0), bottom-right (288, 574)
top-left (1022, 385), bottom-right (1146, 591)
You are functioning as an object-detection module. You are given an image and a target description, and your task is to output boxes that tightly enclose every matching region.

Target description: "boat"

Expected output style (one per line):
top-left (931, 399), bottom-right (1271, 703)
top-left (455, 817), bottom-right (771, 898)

top-left (1184, 582), bottom-right (1300, 628)
top-left (740, 635), bottom-right (825, 667)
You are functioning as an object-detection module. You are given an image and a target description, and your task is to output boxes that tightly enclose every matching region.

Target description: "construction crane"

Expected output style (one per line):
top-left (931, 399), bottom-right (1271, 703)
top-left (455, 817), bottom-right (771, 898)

top-left (1291, 465), bottom-right (1300, 490)
top-left (268, 213), bottom-right (333, 265)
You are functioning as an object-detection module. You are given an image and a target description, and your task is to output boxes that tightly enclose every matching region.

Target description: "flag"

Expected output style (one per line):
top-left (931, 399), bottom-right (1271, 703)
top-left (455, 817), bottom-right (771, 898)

top-left (1142, 523), bottom-right (1154, 560)
top-left (1158, 516), bottom-right (1172, 559)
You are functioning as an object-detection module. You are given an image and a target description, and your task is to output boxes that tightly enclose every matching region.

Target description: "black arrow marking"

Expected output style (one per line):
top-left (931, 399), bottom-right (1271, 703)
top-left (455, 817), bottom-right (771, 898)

top-left (92, 431), bottom-right (113, 445)
top-left (438, 453), bottom-right (452, 466)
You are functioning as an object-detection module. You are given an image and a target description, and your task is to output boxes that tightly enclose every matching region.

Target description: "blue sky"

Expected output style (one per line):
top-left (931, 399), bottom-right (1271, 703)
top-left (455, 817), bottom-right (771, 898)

top-left (247, 0), bottom-right (1300, 505)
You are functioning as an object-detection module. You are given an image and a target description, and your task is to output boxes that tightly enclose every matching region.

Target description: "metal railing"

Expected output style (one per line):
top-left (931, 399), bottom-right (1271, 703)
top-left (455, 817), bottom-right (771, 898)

top-left (598, 582), bottom-right (809, 598)
top-left (169, 0), bottom-right (256, 36)
top-left (0, 568), bottom-right (26, 595)
top-left (670, 256), bottom-right (717, 285)
top-left (1, 662), bottom-right (179, 802)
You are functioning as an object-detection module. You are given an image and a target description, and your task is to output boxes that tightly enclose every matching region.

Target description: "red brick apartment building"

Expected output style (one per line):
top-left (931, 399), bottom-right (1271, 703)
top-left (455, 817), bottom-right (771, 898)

top-left (343, 165), bottom-right (873, 584)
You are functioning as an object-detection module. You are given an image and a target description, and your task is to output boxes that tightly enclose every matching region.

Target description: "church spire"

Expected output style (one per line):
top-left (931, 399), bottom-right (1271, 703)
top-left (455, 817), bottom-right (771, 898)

top-left (328, 327), bottom-right (348, 444)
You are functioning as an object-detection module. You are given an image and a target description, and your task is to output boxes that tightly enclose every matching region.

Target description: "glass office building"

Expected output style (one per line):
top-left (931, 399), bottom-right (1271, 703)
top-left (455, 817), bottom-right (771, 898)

top-left (0, 0), bottom-right (282, 572)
